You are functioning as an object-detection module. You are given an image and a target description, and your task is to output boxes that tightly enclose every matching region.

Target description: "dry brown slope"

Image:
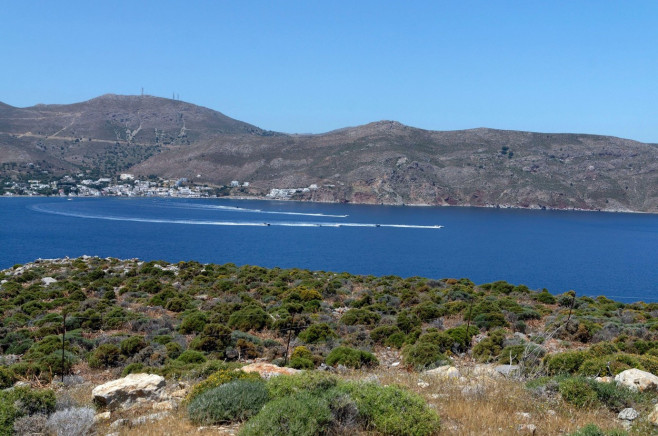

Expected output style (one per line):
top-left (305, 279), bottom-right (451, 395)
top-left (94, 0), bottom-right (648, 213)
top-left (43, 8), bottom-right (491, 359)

top-left (132, 121), bottom-right (658, 212)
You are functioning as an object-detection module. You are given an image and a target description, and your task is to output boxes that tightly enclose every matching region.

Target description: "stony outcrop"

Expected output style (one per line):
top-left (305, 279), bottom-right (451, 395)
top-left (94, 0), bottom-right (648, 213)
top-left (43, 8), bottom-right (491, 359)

top-left (240, 362), bottom-right (300, 379)
top-left (614, 368), bottom-right (658, 392)
top-left (424, 365), bottom-right (460, 378)
top-left (92, 373), bottom-right (166, 409)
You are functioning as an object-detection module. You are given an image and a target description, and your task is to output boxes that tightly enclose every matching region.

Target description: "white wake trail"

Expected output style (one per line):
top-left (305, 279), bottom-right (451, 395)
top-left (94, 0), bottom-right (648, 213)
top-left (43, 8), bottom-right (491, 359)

top-left (30, 204), bottom-right (443, 229)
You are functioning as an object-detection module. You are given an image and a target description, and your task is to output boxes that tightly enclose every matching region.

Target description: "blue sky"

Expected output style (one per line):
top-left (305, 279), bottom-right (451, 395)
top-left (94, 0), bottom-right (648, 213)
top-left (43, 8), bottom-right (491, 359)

top-left (2, 1), bottom-right (657, 142)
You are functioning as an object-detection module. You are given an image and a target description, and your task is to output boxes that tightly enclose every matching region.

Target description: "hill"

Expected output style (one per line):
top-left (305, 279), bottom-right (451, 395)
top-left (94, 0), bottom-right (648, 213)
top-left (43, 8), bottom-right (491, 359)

top-left (1, 95), bottom-right (657, 212)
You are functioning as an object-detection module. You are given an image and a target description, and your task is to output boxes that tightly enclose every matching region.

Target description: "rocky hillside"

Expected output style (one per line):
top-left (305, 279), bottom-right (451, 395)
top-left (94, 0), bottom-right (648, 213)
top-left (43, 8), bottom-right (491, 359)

top-left (2, 257), bottom-right (658, 435)
top-left (1, 95), bottom-right (657, 212)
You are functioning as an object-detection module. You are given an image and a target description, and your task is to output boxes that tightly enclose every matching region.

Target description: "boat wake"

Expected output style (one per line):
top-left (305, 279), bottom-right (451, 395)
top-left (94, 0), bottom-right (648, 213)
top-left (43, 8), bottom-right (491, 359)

top-left (30, 204), bottom-right (443, 229)
top-left (149, 201), bottom-right (349, 218)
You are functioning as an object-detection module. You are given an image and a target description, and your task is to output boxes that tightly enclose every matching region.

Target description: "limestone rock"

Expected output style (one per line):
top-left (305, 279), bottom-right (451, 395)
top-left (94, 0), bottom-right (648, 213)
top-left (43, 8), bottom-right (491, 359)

top-left (110, 418), bottom-right (130, 429)
top-left (240, 362), bottom-right (300, 379)
top-left (92, 373), bottom-right (166, 409)
top-left (461, 384), bottom-right (486, 398)
top-left (494, 364), bottom-right (520, 377)
top-left (41, 277), bottom-right (57, 286)
top-left (618, 407), bottom-right (639, 421)
top-left (130, 412), bottom-right (170, 426)
top-left (614, 368), bottom-right (658, 392)
top-left (94, 411), bottom-right (111, 423)
top-left (517, 423), bottom-right (537, 435)
top-left (424, 365), bottom-right (460, 378)
top-left (153, 400), bottom-right (175, 411)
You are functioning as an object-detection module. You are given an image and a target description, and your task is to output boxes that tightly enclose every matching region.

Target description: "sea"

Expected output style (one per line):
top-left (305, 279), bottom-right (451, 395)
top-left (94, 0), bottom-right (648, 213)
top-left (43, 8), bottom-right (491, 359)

top-left (2, 197), bottom-right (657, 302)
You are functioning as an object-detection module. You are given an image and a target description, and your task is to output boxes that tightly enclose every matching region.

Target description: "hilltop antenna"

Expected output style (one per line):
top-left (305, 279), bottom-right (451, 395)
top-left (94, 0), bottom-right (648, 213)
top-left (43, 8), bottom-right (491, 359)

top-left (141, 87), bottom-right (144, 97)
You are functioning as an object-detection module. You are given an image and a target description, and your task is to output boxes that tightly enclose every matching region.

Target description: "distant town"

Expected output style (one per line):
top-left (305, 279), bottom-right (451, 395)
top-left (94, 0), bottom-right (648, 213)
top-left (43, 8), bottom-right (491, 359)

top-left (1, 172), bottom-right (229, 198)
top-left (1, 171), bottom-right (322, 200)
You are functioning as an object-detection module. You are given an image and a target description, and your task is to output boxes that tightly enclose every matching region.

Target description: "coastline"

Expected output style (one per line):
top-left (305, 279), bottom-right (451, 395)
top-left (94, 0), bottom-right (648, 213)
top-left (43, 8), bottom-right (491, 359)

top-left (2, 192), bottom-right (652, 215)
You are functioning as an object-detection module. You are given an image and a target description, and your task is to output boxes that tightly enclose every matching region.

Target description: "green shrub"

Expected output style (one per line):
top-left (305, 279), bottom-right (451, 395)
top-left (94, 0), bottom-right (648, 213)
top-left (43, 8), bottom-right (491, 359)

top-left (239, 391), bottom-right (334, 436)
top-left (179, 312), bottom-right (208, 334)
top-left (121, 363), bottom-right (146, 376)
top-left (341, 309), bottom-right (381, 326)
top-left (417, 332), bottom-right (455, 353)
top-left (120, 336), bottom-right (147, 356)
top-left (177, 350), bottom-right (206, 364)
top-left (498, 344), bottom-right (545, 365)
top-left (579, 357), bottom-right (610, 376)
top-left (396, 311), bottom-right (422, 333)
top-left (0, 387), bottom-right (56, 435)
top-left (370, 325), bottom-right (402, 345)
top-left (558, 377), bottom-right (599, 408)
top-left (386, 332), bottom-right (407, 348)
top-left (473, 312), bottom-right (508, 330)
top-left (535, 290), bottom-right (557, 304)
top-left (298, 323), bottom-right (337, 343)
top-left (40, 351), bottom-right (77, 376)
top-left (165, 341), bottom-right (183, 359)
top-left (567, 424), bottom-right (628, 436)
top-left (325, 346), bottom-right (378, 369)
top-left (188, 380), bottom-right (269, 424)
top-left (290, 346), bottom-right (313, 361)
top-left (187, 369), bottom-right (262, 403)
top-left (445, 325), bottom-right (479, 352)
top-left (472, 330), bottom-right (505, 362)
top-left (88, 344), bottom-right (122, 368)
top-left (591, 381), bottom-right (645, 413)
top-left (228, 305), bottom-right (270, 331)
top-left (545, 351), bottom-right (589, 375)
top-left (588, 342), bottom-right (618, 357)
top-left (0, 367), bottom-right (16, 389)
top-left (340, 381), bottom-right (441, 436)
top-left (288, 357), bottom-right (314, 369)
top-left (403, 342), bottom-right (449, 370)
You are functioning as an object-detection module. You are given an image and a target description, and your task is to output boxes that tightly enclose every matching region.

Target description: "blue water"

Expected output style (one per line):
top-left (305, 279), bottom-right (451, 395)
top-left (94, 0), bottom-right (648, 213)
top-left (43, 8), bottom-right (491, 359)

top-left (2, 197), bottom-right (657, 302)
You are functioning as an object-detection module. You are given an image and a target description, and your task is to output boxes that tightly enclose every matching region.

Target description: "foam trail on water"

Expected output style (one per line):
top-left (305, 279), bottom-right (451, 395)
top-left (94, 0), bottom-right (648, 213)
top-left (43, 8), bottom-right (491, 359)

top-left (150, 201), bottom-right (349, 218)
top-left (30, 204), bottom-right (443, 229)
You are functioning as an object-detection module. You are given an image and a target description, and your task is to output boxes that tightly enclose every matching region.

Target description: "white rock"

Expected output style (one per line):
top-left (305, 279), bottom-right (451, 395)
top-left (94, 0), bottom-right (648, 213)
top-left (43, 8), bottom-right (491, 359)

top-left (390, 361), bottom-right (400, 367)
top-left (41, 277), bottom-right (57, 286)
top-left (240, 362), bottom-right (300, 379)
top-left (494, 364), bottom-right (520, 377)
top-left (417, 381), bottom-right (430, 389)
top-left (618, 408), bottom-right (639, 421)
top-left (424, 365), bottom-right (460, 378)
top-left (595, 376), bottom-right (613, 383)
top-left (153, 400), bottom-right (175, 411)
top-left (92, 373), bottom-right (166, 410)
top-left (94, 411), bottom-right (111, 422)
top-left (461, 384), bottom-right (486, 398)
top-left (130, 412), bottom-right (170, 426)
top-left (110, 418), bottom-right (130, 429)
top-left (516, 412), bottom-right (532, 420)
top-left (614, 368), bottom-right (658, 392)
top-left (517, 423), bottom-right (537, 435)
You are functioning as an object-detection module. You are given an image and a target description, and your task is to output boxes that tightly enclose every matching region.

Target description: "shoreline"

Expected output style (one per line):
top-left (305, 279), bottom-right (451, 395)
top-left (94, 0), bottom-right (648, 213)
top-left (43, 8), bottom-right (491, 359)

top-left (1, 192), bottom-right (653, 215)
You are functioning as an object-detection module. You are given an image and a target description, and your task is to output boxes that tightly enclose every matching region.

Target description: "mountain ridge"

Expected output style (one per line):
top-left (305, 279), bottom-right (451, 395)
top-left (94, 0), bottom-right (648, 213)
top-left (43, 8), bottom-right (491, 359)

top-left (1, 95), bottom-right (656, 212)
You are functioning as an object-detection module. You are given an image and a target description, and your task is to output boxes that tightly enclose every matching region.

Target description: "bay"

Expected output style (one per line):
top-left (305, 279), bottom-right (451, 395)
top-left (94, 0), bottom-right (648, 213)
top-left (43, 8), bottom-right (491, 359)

top-left (1, 197), bottom-right (657, 302)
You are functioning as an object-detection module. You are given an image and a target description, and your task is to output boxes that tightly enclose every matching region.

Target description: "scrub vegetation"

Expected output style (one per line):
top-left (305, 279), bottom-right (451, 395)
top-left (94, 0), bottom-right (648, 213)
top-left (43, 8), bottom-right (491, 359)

top-left (1, 257), bottom-right (658, 435)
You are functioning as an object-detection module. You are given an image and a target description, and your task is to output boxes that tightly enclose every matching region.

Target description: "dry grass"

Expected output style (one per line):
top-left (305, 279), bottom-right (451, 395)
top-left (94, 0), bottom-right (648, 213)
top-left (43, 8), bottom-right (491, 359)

top-left (362, 369), bottom-right (626, 436)
top-left (78, 367), bottom-right (635, 435)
